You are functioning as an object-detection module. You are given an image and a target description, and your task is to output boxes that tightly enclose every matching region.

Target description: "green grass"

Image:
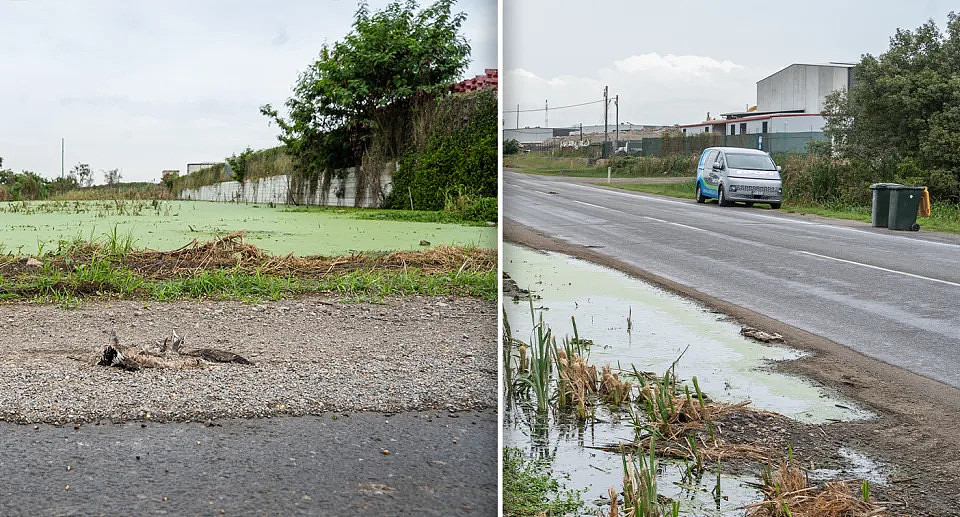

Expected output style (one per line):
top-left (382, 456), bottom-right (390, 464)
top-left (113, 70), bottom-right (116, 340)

top-left (505, 153), bottom-right (697, 179)
top-left (0, 258), bottom-right (496, 307)
top-left (502, 447), bottom-right (584, 517)
top-left (611, 180), bottom-right (698, 199)
top-left (610, 181), bottom-right (960, 233)
top-left (504, 154), bottom-right (606, 176)
top-left (284, 205), bottom-right (493, 226)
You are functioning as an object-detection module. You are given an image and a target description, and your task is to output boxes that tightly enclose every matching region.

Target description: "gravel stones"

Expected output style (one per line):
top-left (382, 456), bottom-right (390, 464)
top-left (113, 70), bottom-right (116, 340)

top-left (0, 296), bottom-right (496, 424)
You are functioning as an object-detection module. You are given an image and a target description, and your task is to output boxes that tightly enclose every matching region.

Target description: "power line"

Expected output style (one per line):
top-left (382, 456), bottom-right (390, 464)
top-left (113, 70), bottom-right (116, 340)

top-left (503, 99), bottom-right (604, 114)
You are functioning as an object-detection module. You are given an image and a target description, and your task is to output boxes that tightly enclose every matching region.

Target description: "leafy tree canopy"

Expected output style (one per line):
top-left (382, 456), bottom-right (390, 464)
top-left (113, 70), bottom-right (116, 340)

top-left (261, 0), bottom-right (471, 176)
top-left (824, 12), bottom-right (960, 173)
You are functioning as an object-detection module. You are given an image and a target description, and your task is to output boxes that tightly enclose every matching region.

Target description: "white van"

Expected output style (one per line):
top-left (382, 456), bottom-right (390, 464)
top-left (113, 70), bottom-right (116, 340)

top-left (695, 147), bottom-right (783, 209)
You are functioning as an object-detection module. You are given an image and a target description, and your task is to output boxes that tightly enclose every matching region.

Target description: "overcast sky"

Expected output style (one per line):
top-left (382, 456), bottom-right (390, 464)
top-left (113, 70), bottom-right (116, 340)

top-left (0, 0), bottom-right (496, 183)
top-left (504, 0), bottom-right (955, 130)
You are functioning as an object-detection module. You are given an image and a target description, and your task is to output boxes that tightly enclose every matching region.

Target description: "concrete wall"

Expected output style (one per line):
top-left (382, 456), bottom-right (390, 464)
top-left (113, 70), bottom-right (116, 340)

top-left (757, 64), bottom-right (851, 113)
top-left (177, 166), bottom-right (394, 207)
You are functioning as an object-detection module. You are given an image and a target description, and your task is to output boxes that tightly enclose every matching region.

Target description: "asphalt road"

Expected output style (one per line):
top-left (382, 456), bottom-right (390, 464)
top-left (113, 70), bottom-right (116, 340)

top-left (0, 410), bottom-right (496, 516)
top-left (505, 170), bottom-right (960, 388)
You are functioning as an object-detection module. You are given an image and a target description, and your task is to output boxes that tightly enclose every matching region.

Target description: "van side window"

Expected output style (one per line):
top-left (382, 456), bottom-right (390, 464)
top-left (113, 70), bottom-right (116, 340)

top-left (705, 150), bottom-right (718, 168)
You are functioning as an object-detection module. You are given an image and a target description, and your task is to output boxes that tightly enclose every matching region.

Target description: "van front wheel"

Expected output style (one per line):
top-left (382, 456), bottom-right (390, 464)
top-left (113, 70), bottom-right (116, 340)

top-left (695, 184), bottom-right (706, 203)
top-left (718, 184), bottom-right (732, 207)
top-left (770, 202), bottom-right (781, 209)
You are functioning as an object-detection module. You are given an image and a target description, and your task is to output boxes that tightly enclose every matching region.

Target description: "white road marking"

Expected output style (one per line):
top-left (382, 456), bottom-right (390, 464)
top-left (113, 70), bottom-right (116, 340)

top-left (643, 216), bottom-right (711, 233)
top-left (571, 200), bottom-right (607, 210)
top-left (798, 251), bottom-right (960, 288)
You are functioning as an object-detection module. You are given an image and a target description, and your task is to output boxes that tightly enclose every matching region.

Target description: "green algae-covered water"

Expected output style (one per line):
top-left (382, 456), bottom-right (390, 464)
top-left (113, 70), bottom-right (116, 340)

top-left (0, 201), bottom-right (496, 256)
top-left (503, 243), bottom-right (869, 423)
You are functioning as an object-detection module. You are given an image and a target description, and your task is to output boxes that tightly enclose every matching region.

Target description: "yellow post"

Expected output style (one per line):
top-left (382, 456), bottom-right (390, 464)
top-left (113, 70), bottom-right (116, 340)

top-left (919, 187), bottom-right (931, 218)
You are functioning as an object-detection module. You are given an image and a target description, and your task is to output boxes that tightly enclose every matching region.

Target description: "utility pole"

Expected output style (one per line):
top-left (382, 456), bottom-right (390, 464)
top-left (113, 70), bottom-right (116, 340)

top-left (603, 86), bottom-right (609, 158)
top-left (579, 123), bottom-right (583, 142)
top-left (516, 104), bottom-right (520, 129)
top-left (615, 95), bottom-right (619, 150)
top-left (61, 138), bottom-right (64, 179)
top-left (545, 100), bottom-right (548, 127)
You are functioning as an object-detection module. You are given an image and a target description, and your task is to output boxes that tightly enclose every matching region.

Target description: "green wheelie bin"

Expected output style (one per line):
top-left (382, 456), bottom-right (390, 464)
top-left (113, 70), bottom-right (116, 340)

top-left (869, 183), bottom-right (901, 228)
top-left (887, 185), bottom-right (925, 231)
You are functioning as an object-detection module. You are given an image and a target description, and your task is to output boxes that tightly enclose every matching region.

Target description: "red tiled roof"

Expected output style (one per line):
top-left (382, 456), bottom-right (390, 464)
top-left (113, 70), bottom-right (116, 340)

top-left (451, 68), bottom-right (498, 92)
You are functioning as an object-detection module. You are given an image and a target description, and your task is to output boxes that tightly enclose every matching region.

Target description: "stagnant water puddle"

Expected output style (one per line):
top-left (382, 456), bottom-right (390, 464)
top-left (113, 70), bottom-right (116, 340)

top-left (503, 243), bottom-right (883, 515)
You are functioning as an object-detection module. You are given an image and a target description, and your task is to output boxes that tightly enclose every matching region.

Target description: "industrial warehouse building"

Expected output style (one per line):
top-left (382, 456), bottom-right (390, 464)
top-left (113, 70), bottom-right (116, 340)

top-left (679, 62), bottom-right (854, 137)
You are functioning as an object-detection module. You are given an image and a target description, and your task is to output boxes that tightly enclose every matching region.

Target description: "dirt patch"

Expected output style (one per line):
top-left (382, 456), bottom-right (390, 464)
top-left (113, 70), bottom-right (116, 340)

top-left (0, 295), bottom-right (496, 425)
top-left (505, 218), bottom-right (960, 516)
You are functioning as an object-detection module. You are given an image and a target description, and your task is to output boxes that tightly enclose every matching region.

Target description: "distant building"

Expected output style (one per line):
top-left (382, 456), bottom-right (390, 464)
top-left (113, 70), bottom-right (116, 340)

top-left (503, 127), bottom-right (572, 144)
top-left (186, 162), bottom-right (220, 175)
top-left (678, 62), bottom-right (854, 136)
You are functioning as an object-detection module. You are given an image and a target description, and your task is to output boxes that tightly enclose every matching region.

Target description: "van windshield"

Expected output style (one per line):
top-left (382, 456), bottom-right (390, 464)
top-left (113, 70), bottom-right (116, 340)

top-left (726, 153), bottom-right (777, 171)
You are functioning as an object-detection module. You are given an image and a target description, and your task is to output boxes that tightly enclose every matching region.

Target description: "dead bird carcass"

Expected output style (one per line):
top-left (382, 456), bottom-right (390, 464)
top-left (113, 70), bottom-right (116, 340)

top-left (96, 330), bottom-right (253, 371)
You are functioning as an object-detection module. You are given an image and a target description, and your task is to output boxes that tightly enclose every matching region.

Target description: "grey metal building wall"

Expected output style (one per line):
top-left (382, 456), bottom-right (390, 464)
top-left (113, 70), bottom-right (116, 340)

top-left (757, 64), bottom-right (851, 113)
top-left (503, 128), bottom-right (554, 143)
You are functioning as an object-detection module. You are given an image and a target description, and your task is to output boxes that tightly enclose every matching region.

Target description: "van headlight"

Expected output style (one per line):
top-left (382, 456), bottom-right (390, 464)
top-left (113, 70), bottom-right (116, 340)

top-left (778, 188), bottom-right (783, 194)
top-left (729, 185), bottom-right (738, 192)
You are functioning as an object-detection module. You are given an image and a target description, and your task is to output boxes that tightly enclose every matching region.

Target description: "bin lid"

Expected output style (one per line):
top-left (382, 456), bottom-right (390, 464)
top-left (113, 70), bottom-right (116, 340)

top-left (869, 182), bottom-right (902, 189)
top-left (888, 185), bottom-right (926, 191)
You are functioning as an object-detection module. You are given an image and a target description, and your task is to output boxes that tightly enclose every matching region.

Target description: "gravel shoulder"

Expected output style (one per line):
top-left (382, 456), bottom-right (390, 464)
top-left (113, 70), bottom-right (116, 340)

top-left (0, 295), bottom-right (496, 424)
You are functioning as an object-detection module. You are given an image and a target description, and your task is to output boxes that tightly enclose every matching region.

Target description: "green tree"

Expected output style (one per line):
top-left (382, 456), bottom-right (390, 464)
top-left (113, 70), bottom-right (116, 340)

top-left (260, 0), bottom-right (471, 180)
top-left (72, 163), bottom-right (93, 188)
top-left (103, 168), bottom-right (122, 186)
top-left (824, 12), bottom-right (960, 174)
top-left (226, 147), bottom-right (255, 183)
top-left (503, 138), bottom-right (520, 155)
top-left (161, 170), bottom-right (179, 190)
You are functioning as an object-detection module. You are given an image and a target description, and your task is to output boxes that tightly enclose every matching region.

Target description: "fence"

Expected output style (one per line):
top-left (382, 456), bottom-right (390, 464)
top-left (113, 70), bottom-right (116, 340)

top-left (523, 131), bottom-right (828, 158)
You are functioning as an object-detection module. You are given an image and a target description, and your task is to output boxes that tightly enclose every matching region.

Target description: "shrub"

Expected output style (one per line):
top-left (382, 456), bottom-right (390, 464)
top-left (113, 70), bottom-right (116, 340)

top-left (445, 193), bottom-right (497, 222)
top-left (387, 89), bottom-right (497, 210)
top-left (504, 138), bottom-right (520, 155)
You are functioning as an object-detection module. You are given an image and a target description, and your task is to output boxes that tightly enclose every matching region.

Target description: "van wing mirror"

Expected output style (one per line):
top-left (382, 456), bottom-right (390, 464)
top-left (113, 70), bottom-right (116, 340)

top-left (712, 161), bottom-right (722, 170)
top-left (776, 165), bottom-right (782, 172)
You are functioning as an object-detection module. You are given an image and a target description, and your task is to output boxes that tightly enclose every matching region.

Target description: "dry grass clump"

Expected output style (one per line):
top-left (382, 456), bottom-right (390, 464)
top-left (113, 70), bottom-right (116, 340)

top-left (599, 366), bottom-right (633, 404)
top-left (22, 232), bottom-right (496, 279)
top-left (745, 461), bottom-right (889, 517)
top-left (554, 347), bottom-right (598, 409)
top-left (653, 438), bottom-right (769, 463)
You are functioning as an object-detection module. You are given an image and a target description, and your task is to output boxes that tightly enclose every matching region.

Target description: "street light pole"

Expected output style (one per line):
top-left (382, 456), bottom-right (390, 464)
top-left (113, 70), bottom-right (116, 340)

top-left (603, 86), bottom-right (608, 158)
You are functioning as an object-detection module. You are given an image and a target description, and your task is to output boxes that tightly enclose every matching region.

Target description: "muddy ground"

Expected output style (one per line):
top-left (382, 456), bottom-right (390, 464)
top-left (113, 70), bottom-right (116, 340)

top-left (0, 295), bottom-right (496, 424)
top-left (506, 219), bottom-right (960, 516)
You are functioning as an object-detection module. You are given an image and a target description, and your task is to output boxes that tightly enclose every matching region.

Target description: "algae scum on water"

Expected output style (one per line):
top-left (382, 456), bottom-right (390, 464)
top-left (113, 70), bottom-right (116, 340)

top-left (502, 243), bottom-right (883, 516)
top-left (0, 200), bottom-right (496, 256)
